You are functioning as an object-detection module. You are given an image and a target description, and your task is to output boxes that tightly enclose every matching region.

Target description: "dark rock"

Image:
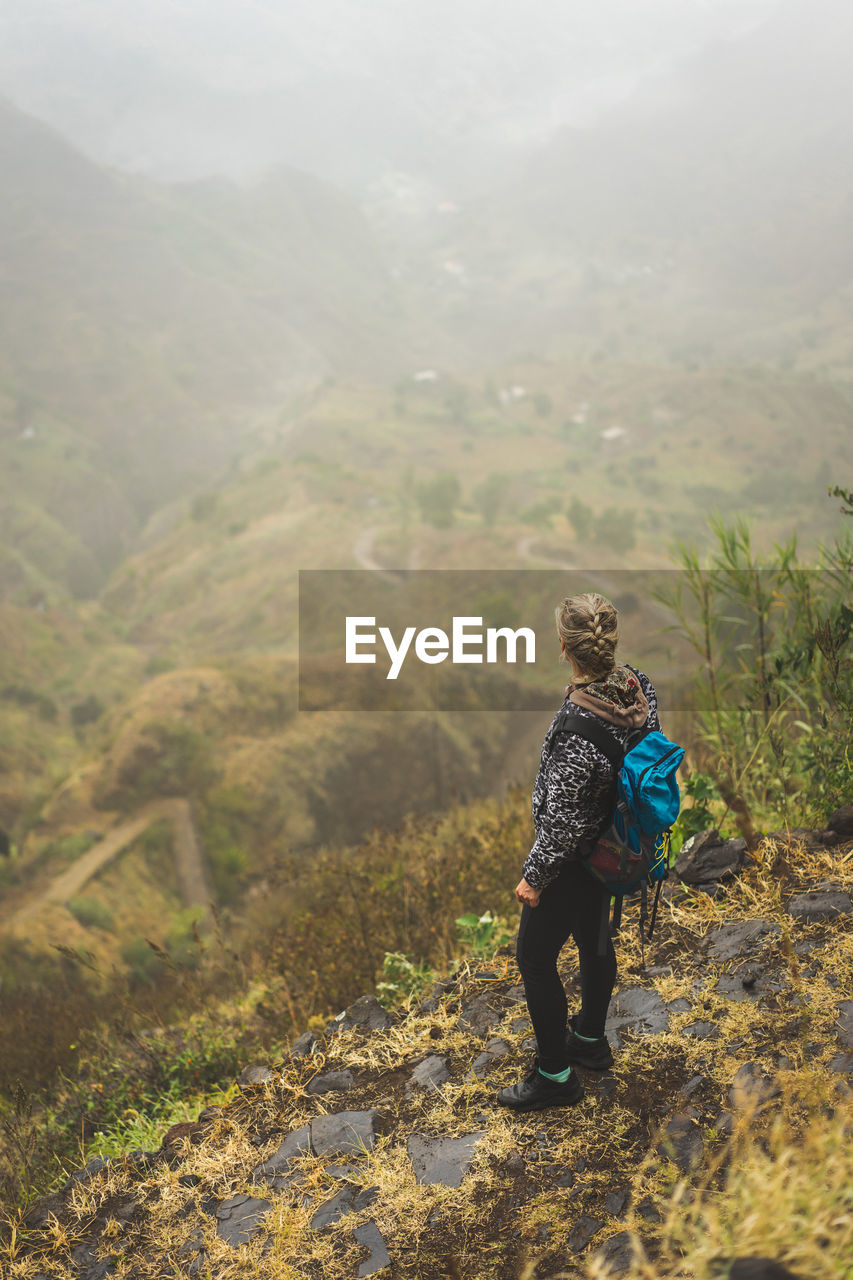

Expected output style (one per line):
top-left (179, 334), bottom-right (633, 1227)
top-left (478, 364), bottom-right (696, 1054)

top-left (728, 1259), bottom-right (804, 1280)
top-left (114, 1198), bottom-right (140, 1222)
top-left (659, 1113), bottom-right (703, 1172)
top-left (667, 998), bottom-right (692, 1013)
top-left (70, 1238), bottom-right (115, 1280)
top-left (23, 1192), bottom-right (65, 1229)
top-left (306, 1070), bottom-right (355, 1096)
top-left (837, 1002), bottom-right (853, 1048)
top-left (407, 1131), bottom-right (485, 1187)
top-left (506, 984), bottom-right (526, 1003)
top-left (715, 974), bottom-right (748, 1003)
top-left (554, 1169), bottom-right (574, 1188)
top-left (828, 803), bottom-right (853, 839)
top-left (676, 830), bottom-right (747, 885)
top-left (177, 1232), bottom-right (205, 1257)
top-left (787, 891), bottom-right (852, 922)
top-left (310, 1186), bottom-right (355, 1231)
top-left (635, 1195), bottom-right (662, 1222)
top-left (680, 1074), bottom-right (709, 1098)
top-left (468, 1038), bottom-right (510, 1079)
top-left (289, 1031), bottom-right (316, 1057)
top-left (329, 995), bottom-right (392, 1035)
top-left (178, 1174), bottom-right (202, 1188)
top-left (675, 827), bottom-right (720, 865)
top-left (63, 1155), bottom-right (109, 1190)
top-left (216, 1195), bottom-right (271, 1247)
top-left (705, 920), bottom-right (781, 962)
top-left (590, 1231), bottom-right (638, 1276)
top-left (238, 1064), bottom-right (275, 1087)
top-left (716, 1111), bottom-right (736, 1135)
top-left (161, 1121), bottom-right (205, 1160)
top-left (828, 1052), bottom-right (853, 1074)
top-left (407, 1055), bottom-right (450, 1091)
top-left (605, 1190), bottom-right (629, 1217)
top-left (695, 882), bottom-right (729, 898)
top-left (311, 1110), bottom-right (378, 1158)
top-left (353, 1220), bottom-right (391, 1277)
top-left (458, 994), bottom-right (501, 1035)
top-left (568, 1215), bottom-right (603, 1252)
top-left (250, 1123), bottom-right (312, 1186)
top-left (353, 1187), bottom-right (379, 1212)
top-left (606, 987), bottom-right (669, 1047)
top-left (81, 1261), bottom-right (115, 1280)
top-left (729, 1063), bottom-right (781, 1110)
top-left (323, 1162), bottom-right (360, 1179)
top-left (683, 1021), bottom-right (720, 1040)
top-left (417, 997), bottom-right (439, 1014)
top-left (739, 961), bottom-right (763, 988)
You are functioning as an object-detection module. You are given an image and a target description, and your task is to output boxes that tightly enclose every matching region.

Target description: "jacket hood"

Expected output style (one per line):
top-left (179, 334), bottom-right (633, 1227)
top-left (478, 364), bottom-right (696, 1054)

top-left (566, 664), bottom-right (650, 728)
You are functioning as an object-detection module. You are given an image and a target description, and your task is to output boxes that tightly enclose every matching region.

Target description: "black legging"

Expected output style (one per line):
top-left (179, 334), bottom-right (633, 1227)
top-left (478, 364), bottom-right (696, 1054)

top-left (515, 858), bottom-right (617, 1074)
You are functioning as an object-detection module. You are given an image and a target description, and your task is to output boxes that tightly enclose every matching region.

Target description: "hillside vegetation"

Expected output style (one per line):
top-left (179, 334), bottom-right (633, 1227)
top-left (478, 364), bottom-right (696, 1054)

top-left (4, 816), bottom-right (852, 1279)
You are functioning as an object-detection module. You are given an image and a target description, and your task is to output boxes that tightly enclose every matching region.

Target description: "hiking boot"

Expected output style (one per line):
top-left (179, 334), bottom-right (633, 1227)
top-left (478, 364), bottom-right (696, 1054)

top-left (564, 1015), bottom-right (614, 1071)
top-left (496, 1058), bottom-right (584, 1113)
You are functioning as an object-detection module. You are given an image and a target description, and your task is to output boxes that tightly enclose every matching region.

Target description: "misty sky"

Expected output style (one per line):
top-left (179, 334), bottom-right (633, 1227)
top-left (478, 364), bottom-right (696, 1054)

top-left (0, 0), bottom-right (780, 186)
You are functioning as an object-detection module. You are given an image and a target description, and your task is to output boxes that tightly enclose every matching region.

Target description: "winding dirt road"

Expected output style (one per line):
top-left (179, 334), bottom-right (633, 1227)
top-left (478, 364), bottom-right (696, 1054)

top-left (1, 796), bottom-right (212, 935)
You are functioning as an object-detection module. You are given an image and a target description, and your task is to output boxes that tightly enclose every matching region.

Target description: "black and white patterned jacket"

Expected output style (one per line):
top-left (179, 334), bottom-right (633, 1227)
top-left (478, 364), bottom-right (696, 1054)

top-left (521, 666), bottom-right (660, 891)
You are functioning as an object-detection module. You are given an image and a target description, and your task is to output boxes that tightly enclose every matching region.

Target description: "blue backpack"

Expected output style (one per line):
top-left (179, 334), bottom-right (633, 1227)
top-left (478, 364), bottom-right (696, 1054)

top-left (549, 709), bottom-right (684, 953)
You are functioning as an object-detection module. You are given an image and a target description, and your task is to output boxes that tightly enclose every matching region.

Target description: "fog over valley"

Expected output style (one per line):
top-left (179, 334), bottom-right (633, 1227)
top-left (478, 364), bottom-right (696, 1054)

top-left (0, 4), bottom-right (852, 1252)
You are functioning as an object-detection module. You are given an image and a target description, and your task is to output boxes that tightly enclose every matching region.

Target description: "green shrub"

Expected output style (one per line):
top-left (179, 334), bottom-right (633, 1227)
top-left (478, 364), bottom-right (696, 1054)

top-left (40, 832), bottom-right (98, 866)
top-left (126, 719), bottom-right (218, 804)
top-left (375, 952), bottom-right (436, 1008)
top-left (473, 473), bottom-right (511, 527)
top-left (121, 936), bottom-right (166, 986)
top-left (658, 504), bottom-right (853, 831)
top-left (144, 654), bottom-right (175, 677)
top-left (454, 911), bottom-right (515, 960)
top-left (70, 693), bottom-right (104, 728)
top-left (520, 496), bottom-right (561, 529)
top-left (67, 897), bottom-right (114, 932)
top-left (414, 473), bottom-right (461, 529)
top-left (1, 684), bottom-right (57, 721)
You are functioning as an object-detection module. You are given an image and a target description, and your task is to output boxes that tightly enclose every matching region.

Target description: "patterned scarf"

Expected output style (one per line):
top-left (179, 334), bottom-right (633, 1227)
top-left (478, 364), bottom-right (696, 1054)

top-left (566, 664), bottom-right (649, 727)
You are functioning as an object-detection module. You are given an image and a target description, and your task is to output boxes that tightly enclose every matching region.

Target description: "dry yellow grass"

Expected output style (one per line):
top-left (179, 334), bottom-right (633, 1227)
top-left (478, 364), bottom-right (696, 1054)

top-left (4, 833), bottom-right (852, 1280)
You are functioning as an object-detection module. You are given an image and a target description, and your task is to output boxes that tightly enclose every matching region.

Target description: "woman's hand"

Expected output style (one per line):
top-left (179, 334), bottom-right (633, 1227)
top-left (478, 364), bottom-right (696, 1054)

top-left (515, 877), bottom-right (541, 908)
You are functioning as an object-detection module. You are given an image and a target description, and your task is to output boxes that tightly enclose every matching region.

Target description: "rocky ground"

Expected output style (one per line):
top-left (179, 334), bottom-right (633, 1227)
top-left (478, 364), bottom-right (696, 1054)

top-left (8, 828), bottom-right (853, 1280)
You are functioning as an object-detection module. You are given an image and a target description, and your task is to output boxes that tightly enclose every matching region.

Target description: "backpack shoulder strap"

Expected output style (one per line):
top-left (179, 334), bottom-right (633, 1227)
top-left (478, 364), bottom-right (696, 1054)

top-left (550, 710), bottom-right (626, 771)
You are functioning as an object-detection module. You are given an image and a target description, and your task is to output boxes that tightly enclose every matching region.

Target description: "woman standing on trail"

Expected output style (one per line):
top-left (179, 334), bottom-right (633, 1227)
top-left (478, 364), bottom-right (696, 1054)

top-left (497, 592), bottom-right (660, 1112)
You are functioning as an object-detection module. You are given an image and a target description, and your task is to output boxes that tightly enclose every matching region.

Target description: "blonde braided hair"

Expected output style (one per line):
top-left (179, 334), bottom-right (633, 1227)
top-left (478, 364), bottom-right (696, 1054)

top-left (555, 591), bottom-right (618, 681)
